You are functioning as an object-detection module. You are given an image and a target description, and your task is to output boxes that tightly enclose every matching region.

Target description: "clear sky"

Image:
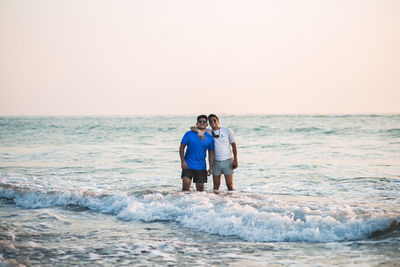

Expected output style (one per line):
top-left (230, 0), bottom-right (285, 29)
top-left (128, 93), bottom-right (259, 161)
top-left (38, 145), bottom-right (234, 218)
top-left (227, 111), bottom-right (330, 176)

top-left (1, 0), bottom-right (399, 116)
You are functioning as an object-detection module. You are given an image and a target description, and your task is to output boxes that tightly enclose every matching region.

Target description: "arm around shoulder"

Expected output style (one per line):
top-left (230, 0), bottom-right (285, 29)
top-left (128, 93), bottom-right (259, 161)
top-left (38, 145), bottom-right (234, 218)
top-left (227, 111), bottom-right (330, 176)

top-left (190, 126), bottom-right (206, 141)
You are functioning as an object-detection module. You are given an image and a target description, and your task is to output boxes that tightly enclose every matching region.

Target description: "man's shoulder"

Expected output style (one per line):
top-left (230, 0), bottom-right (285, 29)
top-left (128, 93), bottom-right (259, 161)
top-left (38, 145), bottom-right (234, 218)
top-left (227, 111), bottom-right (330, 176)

top-left (221, 127), bottom-right (233, 133)
top-left (182, 130), bottom-right (196, 141)
top-left (184, 130), bottom-right (196, 135)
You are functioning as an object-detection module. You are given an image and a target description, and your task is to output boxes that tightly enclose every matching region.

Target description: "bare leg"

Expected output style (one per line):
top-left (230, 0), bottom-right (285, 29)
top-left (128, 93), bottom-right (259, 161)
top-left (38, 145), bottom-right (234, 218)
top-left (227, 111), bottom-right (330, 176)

top-left (182, 176), bottom-right (192, 191)
top-left (213, 175), bottom-right (222, 190)
top-left (196, 183), bottom-right (204, 192)
top-left (224, 174), bottom-right (234, 191)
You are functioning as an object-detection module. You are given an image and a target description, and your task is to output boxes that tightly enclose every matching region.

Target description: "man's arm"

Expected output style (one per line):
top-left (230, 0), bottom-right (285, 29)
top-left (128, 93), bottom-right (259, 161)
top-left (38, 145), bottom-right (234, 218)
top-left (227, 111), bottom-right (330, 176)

top-left (231, 142), bottom-right (238, 169)
top-left (179, 143), bottom-right (188, 169)
top-left (207, 150), bottom-right (214, 176)
top-left (190, 126), bottom-right (205, 141)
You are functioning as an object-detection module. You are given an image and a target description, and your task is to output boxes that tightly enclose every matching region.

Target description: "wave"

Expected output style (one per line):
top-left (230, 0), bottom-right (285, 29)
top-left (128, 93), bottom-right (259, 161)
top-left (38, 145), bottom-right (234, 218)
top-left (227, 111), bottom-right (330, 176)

top-left (369, 220), bottom-right (400, 239)
top-left (288, 127), bottom-right (337, 135)
top-left (0, 183), bottom-right (398, 243)
top-left (289, 127), bottom-right (322, 133)
top-left (380, 128), bottom-right (400, 137)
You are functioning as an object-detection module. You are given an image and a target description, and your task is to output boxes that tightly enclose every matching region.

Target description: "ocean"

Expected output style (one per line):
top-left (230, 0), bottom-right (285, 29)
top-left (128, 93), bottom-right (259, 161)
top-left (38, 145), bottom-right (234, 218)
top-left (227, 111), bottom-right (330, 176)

top-left (0, 115), bottom-right (399, 266)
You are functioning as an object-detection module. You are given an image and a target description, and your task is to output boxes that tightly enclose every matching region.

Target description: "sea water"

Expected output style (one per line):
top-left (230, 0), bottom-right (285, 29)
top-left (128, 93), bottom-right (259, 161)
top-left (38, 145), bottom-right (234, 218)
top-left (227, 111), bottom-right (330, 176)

top-left (0, 115), bottom-right (399, 266)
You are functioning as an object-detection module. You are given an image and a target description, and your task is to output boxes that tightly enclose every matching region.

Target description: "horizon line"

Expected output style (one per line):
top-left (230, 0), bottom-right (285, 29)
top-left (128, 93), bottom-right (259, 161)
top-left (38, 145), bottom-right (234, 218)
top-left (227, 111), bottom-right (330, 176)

top-left (1, 112), bottom-right (399, 117)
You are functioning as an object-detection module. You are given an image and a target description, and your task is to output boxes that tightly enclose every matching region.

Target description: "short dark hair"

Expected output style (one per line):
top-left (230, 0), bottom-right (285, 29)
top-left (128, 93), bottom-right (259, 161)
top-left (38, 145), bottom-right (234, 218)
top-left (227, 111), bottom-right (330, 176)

top-left (197, 115), bottom-right (208, 122)
top-left (208, 114), bottom-right (219, 122)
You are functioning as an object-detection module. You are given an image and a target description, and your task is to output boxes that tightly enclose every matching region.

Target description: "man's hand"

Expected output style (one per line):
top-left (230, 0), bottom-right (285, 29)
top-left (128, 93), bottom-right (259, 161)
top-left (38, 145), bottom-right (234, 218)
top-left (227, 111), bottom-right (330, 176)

top-left (191, 126), bottom-right (205, 141)
top-left (181, 160), bottom-right (188, 169)
top-left (232, 158), bottom-right (238, 169)
top-left (198, 131), bottom-right (205, 141)
top-left (207, 168), bottom-right (213, 176)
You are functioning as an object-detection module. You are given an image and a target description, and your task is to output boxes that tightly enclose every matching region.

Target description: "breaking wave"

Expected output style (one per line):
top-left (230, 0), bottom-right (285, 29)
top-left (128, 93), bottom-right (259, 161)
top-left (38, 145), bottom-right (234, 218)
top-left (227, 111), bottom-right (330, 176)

top-left (0, 183), bottom-right (398, 243)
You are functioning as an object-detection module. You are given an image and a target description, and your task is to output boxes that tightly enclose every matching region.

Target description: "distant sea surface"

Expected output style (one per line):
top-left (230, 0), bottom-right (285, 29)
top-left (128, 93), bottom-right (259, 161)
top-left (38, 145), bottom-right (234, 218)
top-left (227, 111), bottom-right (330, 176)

top-left (1, 115), bottom-right (399, 266)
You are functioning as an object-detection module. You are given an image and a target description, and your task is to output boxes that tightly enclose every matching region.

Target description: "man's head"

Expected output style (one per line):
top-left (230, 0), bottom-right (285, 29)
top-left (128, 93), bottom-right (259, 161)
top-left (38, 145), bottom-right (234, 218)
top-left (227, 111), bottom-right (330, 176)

top-left (208, 114), bottom-right (219, 130)
top-left (196, 115), bottom-right (208, 130)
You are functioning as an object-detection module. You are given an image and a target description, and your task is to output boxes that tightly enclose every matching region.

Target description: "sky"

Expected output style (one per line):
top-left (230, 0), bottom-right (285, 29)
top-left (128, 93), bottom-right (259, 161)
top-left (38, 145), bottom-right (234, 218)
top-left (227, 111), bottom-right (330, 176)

top-left (0, 0), bottom-right (399, 116)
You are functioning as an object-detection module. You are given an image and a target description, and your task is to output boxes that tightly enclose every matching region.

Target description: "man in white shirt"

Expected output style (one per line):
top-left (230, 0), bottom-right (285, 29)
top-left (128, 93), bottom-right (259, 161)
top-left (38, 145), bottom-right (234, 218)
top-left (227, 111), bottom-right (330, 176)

top-left (192, 114), bottom-right (238, 191)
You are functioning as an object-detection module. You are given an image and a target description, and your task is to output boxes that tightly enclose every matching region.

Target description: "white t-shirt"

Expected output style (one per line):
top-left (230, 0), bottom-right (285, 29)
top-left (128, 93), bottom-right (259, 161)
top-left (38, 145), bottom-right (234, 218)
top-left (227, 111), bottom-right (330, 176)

top-left (206, 127), bottom-right (235, 161)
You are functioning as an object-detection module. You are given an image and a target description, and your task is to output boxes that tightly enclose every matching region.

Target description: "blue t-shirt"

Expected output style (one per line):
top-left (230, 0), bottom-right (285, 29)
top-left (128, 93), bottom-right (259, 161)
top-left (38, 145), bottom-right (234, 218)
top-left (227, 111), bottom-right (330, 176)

top-left (181, 131), bottom-right (214, 170)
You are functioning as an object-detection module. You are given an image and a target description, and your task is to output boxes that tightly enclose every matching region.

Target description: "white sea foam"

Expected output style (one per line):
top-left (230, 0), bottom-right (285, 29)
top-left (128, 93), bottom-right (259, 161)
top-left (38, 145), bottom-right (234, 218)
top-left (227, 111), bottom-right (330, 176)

top-left (0, 185), bottom-right (397, 243)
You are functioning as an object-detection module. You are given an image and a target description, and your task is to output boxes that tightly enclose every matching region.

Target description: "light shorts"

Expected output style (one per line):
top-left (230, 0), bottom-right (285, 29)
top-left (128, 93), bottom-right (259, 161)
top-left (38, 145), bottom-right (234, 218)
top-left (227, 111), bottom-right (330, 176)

top-left (213, 158), bottom-right (233, 176)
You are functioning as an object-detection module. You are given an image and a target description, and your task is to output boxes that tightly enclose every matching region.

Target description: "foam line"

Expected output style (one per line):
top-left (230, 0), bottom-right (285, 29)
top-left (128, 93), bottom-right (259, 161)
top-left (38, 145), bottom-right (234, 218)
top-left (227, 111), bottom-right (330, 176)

top-left (0, 184), bottom-right (397, 243)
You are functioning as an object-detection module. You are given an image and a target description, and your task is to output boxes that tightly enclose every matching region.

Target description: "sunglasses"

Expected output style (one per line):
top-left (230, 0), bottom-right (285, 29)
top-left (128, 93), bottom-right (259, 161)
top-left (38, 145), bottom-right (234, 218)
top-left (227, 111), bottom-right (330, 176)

top-left (212, 131), bottom-right (220, 138)
top-left (198, 120), bottom-right (207, 124)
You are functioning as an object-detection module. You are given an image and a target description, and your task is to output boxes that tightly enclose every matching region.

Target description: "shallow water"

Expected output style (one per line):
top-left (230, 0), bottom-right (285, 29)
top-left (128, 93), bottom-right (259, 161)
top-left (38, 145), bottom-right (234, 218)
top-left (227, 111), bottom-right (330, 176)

top-left (1, 115), bottom-right (400, 266)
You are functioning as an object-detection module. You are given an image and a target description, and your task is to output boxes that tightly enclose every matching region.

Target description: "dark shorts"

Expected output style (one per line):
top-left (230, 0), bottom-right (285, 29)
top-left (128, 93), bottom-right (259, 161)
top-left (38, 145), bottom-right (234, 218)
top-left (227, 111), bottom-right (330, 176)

top-left (181, 169), bottom-right (207, 183)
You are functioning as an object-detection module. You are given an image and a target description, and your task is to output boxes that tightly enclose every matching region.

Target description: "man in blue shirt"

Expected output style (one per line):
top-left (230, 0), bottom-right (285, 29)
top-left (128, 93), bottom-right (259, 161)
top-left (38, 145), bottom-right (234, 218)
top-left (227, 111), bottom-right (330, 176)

top-left (179, 115), bottom-right (215, 191)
